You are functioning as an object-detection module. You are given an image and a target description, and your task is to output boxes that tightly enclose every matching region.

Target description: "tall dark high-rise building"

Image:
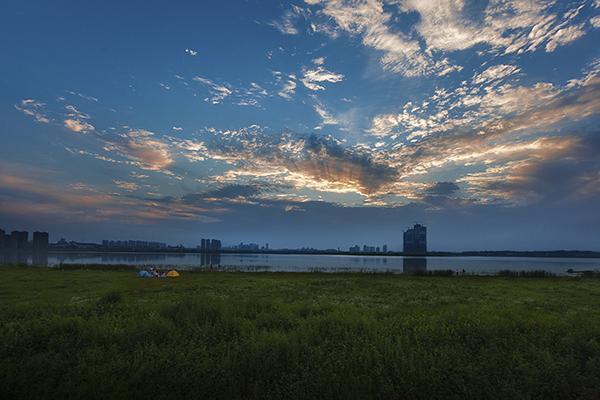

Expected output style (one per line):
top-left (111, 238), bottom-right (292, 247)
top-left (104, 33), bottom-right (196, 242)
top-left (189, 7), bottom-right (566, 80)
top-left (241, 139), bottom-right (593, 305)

top-left (0, 229), bottom-right (6, 249)
top-left (10, 231), bottom-right (28, 250)
top-left (382, 244), bottom-right (388, 253)
top-left (32, 232), bottom-right (49, 251)
top-left (210, 239), bottom-right (221, 252)
top-left (403, 224), bottom-right (427, 254)
top-left (200, 238), bottom-right (206, 252)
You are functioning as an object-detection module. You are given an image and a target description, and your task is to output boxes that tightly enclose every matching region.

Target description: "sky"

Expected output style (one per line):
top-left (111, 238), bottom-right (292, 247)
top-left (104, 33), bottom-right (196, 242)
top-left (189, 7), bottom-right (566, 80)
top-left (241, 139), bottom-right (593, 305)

top-left (1, 0), bottom-right (599, 251)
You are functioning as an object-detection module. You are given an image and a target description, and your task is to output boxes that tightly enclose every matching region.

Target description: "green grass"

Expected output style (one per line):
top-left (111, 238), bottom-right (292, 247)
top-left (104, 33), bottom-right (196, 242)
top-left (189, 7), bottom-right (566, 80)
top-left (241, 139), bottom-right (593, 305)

top-left (1, 266), bottom-right (600, 400)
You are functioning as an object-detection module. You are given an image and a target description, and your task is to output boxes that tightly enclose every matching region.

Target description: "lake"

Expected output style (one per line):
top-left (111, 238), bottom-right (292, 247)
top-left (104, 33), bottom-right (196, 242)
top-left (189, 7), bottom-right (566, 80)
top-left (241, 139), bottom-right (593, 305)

top-left (4, 251), bottom-right (600, 274)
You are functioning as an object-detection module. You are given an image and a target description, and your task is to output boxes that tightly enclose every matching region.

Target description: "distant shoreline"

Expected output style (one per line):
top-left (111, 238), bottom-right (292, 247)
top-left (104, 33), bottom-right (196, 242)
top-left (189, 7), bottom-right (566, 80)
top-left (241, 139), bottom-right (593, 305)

top-left (24, 248), bottom-right (600, 258)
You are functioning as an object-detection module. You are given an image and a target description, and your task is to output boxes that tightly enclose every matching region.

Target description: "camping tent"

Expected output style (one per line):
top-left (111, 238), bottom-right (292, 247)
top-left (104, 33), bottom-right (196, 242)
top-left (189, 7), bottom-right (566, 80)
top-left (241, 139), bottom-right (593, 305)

top-left (166, 270), bottom-right (180, 277)
top-left (138, 270), bottom-right (153, 278)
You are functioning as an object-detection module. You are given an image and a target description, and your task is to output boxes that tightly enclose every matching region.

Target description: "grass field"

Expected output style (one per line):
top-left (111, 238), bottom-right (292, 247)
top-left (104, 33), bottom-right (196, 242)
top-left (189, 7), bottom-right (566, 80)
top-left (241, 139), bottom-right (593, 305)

top-left (1, 266), bottom-right (600, 399)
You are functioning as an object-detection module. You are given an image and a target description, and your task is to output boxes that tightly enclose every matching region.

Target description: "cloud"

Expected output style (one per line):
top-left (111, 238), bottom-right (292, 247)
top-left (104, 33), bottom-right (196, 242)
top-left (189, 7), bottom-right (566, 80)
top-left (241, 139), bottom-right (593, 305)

top-left (64, 119), bottom-right (95, 133)
top-left (168, 137), bottom-right (207, 162)
top-left (113, 180), bottom-right (140, 191)
top-left (313, 102), bottom-right (338, 126)
top-left (0, 164), bottom-right (221, 223)
top-left (65, 90), bottom-right (98, 102)
top-left (270, 5), bottom-right (310, 35)
top-left (301, 65), bottom-right (344, 91)
top-left (103, 129), bottom-right (173, 171)
top-left (193, 76), bottom-right (233, 104)
top-left (304, 0), bottom-right (589, 77)
top-left (401, 0), bottom-right (588, 55)
top-left (304, 0), bottom-right (461, 77)
top-left (425, 182), bottom-right (460, 196)
top-left (193, 183), bottom-right (284, 201)
top-left (62, 104), bottom-right (95, 133)
top-left (206, 128), bottom-right (398, 196)
top-left (472, 64), bottom-right (521, 85)
top-left (545, 24), bottom-right (586, 52)
top-left (458, 134), bottom-right (600, 205)
top-left (369, 61), bottom-right (599, 140)
top-left (15, 99), bottom-right (50, 123)
top-left (185, 48), bottom-right (198, 56)
top-left (276, 73), bottom-right (297, 100)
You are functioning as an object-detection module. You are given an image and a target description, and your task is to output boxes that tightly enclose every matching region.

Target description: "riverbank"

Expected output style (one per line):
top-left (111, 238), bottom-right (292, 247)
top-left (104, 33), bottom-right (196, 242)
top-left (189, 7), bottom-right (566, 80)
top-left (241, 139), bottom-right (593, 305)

top-left (1, 266), bottom-right (600, 399)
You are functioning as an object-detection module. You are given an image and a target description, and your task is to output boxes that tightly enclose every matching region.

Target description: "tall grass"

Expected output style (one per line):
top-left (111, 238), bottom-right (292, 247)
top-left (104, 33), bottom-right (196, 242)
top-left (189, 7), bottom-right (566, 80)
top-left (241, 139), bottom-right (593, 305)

top-left (1, 266), bottom-right (599, 399)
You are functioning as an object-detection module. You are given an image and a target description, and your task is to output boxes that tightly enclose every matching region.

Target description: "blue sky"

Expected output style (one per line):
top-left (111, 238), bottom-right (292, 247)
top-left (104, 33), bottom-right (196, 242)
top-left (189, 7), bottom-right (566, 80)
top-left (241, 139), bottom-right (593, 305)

top-left (1, 0), bottom-right (599, 250)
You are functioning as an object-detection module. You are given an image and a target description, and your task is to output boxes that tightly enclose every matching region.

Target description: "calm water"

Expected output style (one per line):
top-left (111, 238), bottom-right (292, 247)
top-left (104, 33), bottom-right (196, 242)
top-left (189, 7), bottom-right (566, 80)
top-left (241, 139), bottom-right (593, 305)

top-left (4, 251), bottom-right (600, 274)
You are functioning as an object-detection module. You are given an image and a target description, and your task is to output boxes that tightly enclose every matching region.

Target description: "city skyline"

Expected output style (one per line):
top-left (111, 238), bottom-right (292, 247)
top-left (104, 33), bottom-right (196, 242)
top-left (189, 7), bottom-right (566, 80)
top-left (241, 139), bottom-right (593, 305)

top-left (1, 1), bottom-right (600, 250)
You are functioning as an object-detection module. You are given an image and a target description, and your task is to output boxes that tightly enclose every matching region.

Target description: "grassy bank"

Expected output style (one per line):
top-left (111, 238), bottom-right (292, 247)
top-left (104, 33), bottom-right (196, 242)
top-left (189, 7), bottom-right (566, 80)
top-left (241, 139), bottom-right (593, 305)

top-left (1, 266), bottom-right (599, 399)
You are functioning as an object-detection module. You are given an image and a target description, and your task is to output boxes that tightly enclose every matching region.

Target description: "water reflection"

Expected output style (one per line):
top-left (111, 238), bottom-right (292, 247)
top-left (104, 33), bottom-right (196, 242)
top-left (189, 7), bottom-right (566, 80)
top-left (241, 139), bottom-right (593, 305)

top-left (32, 251), bottom-right (48, 267)
top-left (403, 257), bottom-right (427, 274)
top-left (51, 252), bottom-right (222, 267)
top-left (0, 250), bottom-right (48, 266)
top-left (0, 250), bottom-right (28, 265)
top-left (2, 251), bottom-right (598, 274)
top-left (200, 253), bottom-right (221, 266)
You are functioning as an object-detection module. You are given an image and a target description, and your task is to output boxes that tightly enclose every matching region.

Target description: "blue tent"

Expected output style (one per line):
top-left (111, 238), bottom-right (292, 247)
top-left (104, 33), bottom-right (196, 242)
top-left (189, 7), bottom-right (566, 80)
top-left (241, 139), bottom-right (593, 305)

top-left (138, 270), bottom-right (153, 278)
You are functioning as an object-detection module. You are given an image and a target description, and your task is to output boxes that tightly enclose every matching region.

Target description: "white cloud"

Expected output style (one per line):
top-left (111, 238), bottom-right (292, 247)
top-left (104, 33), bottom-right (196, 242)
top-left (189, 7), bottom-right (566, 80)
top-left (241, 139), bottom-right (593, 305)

top-left (472, 64), bottom-right (521, 85)
top-left (314, 103), bottom-right (338, 126)
top-left (270, 5), bottom-right (309, 35)
top-left (64, 119), bottom-right (95, 133)
top-left (193, 76), bottom-right (233, 104)
top-left (304, 0), bottom-right (462, 77)
top-left (65, 90), bottom-right (98, 102)
top-left (275, 73), bottom-right (297, 100)
top-left (545, 24), bottom-right (586, 52)
top-left (15, 99), bottom-right (50, 123)
top-left (591, 15), bottom-right (600, 28)
top-left (63, 104), bottom-right (95, 133)
top-left (185, 48), bottom-right (198, 56)
top-left (304, 0), bottom-right (589, 76)
top-left (301, 65), bottom-right (344, 91)
top-left (113, 180), bottom-right (140, 191)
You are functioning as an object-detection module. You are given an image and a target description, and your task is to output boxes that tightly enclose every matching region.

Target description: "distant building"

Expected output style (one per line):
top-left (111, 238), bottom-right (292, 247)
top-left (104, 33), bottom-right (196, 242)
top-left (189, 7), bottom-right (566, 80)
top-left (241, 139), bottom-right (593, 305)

top-left (403, 224), bottom-right (427, 254)
top-left (349, 245), bottom-right (360, 253)
top-left (32, 232), bottom-right (49, 251)
top-left (210, 239), bottom-right (221, 252)
top-left (0, 229), bottom-right (6, 249)
top-left (10, 231), bottom-right (28, 250)
top-left (101, 239), bottom-right (166, 250)
top-left (234, 242), bottom-right (260, 251)
top-left (198, 238), bottom-right (222, 252)
top-left (382, 244), bottom-right (388, 253)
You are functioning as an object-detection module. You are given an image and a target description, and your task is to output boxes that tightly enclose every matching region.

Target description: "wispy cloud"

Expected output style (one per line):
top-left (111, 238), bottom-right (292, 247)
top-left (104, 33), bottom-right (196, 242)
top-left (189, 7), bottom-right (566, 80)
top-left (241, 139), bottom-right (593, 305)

top-left (304, 0), bottom-right (590, 77)
top-left (63, 104), bottom-right (95, 133)
top-left (103, 129), bottom-right (173, 171)
top-left (193, 76), bottom-right (233, 104)
top-left (270, 5), bottom-right (309, 35)
top-left (301, 64), bottom-right (344, 91)
top-left (15, 99), bottom-right (50, 123)
top-left (274, 71), bottom-right (298, 100)
top-left (64, 119), bottom-right (95, 133)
